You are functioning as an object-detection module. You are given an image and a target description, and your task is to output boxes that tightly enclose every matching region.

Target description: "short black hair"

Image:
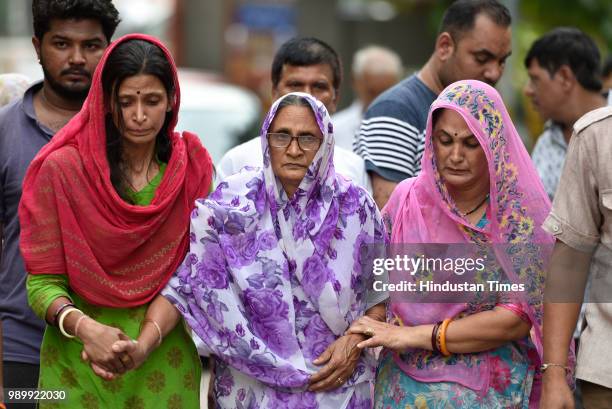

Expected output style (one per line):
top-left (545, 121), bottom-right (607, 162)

top-left (525, 27), bottom-right (602, 92)
top-left (32, 0), bottom-right (121, 43)
top-left (439, 0), bottom-right (511, 39)
top-left (271, 37), bottom-right (342, 93)
top-left (603, 56), bottom-right (612, 79)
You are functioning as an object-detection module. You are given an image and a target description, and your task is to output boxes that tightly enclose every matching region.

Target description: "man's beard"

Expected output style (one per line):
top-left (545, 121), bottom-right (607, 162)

top-left (41, 62), bottom-right (91, 101)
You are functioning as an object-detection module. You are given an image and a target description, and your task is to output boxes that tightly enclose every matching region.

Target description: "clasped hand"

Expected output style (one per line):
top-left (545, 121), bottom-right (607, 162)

top-left (308, 334), bottom-right (365, 392)
top-left (78, 317), bottom-right (149, 380)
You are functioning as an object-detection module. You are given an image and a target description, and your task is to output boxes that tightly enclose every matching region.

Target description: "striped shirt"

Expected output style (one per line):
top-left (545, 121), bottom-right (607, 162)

top-left (354, 74), bottom-right (437, 182)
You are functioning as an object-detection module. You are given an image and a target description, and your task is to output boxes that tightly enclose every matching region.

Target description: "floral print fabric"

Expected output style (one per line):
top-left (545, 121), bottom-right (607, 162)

top-left (374, 348), bottom-right (534, 409)
top-left (380, 80), bottom-right (564, 407)
top-left (163, 92), bottom-right (385, 408)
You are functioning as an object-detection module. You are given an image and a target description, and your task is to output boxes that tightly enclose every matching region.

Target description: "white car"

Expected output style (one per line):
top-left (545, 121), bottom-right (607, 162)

top-left (176, 69), bottom-right (261, 163)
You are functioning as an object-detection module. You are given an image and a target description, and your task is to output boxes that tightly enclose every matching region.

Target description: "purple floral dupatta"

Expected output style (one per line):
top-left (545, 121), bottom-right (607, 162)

top-left (164, 92), bottom-right (384, 408)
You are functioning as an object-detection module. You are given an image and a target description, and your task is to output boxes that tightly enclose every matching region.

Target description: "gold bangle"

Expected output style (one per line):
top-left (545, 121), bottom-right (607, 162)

top-left (439, 318), bottom-right (452, 357)
top-left (541, 363), bottom-right (570, 373)
top-left (74, 314), bottom-right (89, 339)
top-left (142, 319), bottom-right (163, 347)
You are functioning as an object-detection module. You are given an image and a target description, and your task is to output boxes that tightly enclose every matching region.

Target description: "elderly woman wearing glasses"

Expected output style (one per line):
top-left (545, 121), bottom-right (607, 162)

top-left (109, 92), bottom-right (387, 408)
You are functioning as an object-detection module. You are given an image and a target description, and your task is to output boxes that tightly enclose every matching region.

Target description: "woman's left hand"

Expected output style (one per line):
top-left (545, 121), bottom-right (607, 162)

top-left (308, 334), bottom-right (364, 392)
top-left (346, 316), bottom-right (418, 353)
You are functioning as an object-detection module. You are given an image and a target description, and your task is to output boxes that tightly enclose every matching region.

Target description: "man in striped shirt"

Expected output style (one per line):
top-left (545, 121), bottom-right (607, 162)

top-left (354, 0), bottom-right (512, 208)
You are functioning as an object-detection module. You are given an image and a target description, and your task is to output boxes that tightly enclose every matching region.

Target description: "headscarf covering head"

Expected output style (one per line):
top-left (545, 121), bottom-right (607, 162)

top-left (260, 91), bottom-right (335, 204)
top-left (163, 92), bottom-right (385, 406)
top-left (383, 80), bottom-right (569, 392)
top-left (19, 34), bottom-right (213, 307)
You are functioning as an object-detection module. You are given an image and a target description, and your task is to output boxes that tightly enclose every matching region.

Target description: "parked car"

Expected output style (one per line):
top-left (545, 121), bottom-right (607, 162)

top-left (176, 69), bottom-right (261, 163)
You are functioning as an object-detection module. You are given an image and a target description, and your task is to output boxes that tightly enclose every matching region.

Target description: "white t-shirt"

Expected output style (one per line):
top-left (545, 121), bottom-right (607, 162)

top-left (216, 136), bottom-right (372, 193)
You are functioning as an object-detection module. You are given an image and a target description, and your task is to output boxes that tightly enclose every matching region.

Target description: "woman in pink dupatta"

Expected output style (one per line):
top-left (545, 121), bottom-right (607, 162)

top-left (348, 80), bottom-right (568, 408)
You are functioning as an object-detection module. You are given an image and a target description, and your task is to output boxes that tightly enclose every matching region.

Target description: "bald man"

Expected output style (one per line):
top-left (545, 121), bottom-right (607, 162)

top-left (332, 45), bottom-right (403, 151)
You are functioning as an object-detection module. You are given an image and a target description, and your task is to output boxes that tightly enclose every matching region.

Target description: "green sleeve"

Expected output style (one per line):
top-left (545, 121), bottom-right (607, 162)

top-left (26, 274), bottom-right (72, 321)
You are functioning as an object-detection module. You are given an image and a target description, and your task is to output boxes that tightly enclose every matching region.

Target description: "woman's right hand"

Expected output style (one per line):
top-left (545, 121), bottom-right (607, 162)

top-left (78, 317), bottom-right (130, 377)
top-left (346, 316), bottom-right (423, 352)
top-left (110, 337), bottom-right (150, 372)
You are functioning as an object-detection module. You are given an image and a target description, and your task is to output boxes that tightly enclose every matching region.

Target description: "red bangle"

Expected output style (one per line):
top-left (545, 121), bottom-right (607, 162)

top-left (431, 321), bottom-right (442, 353)
top-left (52, 302), bottom-right (75, 326)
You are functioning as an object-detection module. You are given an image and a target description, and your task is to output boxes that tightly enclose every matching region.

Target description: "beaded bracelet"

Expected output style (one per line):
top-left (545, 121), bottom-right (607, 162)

top-left (541, 363), bottom-right (570, 373)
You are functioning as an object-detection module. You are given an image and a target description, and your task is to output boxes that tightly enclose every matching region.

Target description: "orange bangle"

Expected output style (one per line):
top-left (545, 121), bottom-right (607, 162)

top-left (439, 318), bottom-right (452, 356)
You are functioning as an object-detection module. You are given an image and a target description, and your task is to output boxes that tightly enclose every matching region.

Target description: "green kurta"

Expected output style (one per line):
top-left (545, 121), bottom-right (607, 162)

top-left (27, 164), bottom-right (201, 409)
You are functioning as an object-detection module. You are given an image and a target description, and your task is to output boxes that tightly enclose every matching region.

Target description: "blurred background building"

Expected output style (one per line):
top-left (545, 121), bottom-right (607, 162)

top-left (1, 0), bottom-right (611, 157)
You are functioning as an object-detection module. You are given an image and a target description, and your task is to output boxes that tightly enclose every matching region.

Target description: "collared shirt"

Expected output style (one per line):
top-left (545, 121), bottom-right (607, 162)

top-left (543, 106), bottom-right (612, 388)
top-left (531, 121), bottom-right (568, 200)
top-left (331, 100), bottom-right (362, 152)
top-left (0, 81), bottom-right (51, 364)
top-left (532, 94), bottom-right (612, 200)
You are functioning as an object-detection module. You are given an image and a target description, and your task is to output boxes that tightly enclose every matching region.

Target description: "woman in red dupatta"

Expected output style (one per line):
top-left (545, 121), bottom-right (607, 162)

top-left (19, 34), bottom-right (212, 408)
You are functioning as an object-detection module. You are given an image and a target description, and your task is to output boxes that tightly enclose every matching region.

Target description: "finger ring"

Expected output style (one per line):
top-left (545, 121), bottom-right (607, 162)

top-left (364, 327), bottom-right (374, 337)
top-left (120, 354), bottom-right (130, 364)
top-left (336, 377), bottom-right (344, 385)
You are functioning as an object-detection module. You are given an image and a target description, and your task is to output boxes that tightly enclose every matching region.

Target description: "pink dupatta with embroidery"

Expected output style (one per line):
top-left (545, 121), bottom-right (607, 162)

top-left (382, 80), bottom-right (562, 402)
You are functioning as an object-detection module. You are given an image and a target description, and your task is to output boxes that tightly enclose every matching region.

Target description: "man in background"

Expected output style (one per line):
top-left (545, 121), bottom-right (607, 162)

top-left (0, 1), bottom-right (119, 405)
top-left (602, 56), bottom-right (612, 92)
top-left (216, 37), bottom-right (371, 192)
top-left (354, 0), bottom-right (512, 208)
top-left (525, 27), bottom-right (607, 200)
top-left (332, 45), bottom-right (402, 151)
top-left (0, 72), bottom-right (31, 409)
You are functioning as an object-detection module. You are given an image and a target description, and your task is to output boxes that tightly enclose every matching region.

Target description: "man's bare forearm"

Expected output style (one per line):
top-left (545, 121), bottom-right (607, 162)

top-left (370, 172), bottom-right (397, 209)
top-left (543, 240), bottom-right (592, 367)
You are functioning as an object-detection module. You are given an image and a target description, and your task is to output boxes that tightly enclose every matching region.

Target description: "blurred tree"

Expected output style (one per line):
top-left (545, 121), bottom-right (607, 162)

top-left (517, 0), bottom-right (612, 142)
top-left (521, 0), bottom-right (612, 49)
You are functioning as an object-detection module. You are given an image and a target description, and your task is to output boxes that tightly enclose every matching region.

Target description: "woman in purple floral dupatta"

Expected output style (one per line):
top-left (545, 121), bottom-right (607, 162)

top-left (112, 92), bottom-right (387, 408)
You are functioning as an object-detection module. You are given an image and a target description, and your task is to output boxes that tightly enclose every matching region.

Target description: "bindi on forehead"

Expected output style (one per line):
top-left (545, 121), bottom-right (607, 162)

top-left (439, 129), bottom-right (474, 140)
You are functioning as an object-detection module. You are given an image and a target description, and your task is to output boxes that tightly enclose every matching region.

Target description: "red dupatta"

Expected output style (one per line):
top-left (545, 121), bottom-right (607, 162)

top-left (19, 34), bottom-right (213, 308)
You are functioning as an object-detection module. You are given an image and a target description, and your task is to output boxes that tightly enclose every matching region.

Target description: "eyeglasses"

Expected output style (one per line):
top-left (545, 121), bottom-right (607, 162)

top-left (267, 132), bottom-right (322, 151)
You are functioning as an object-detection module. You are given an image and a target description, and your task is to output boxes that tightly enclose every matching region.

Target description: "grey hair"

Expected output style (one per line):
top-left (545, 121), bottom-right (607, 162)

top-left (276, 94), bottom-right (312, 112)
top-left (352, 45), bottom-right (403, 78)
